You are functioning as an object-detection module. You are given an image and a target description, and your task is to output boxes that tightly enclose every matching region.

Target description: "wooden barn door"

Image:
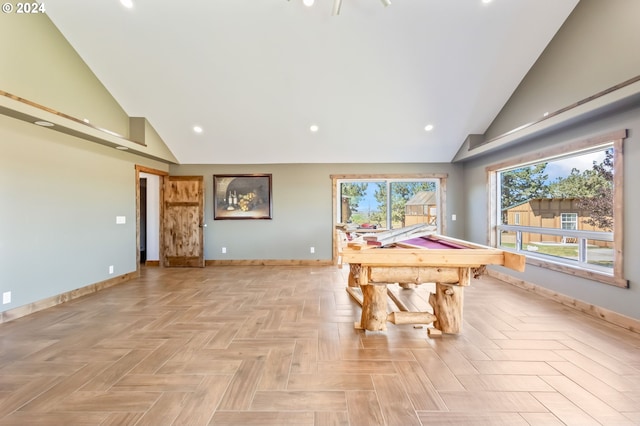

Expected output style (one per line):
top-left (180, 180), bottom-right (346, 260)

top-left (162, 176), bottom-right (205, 267)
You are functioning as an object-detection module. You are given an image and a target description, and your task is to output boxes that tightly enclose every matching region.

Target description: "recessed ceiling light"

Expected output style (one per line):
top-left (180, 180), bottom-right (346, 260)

top-left (482, 0), bottom-right (492, 4)
top-left (309, 124), bottom-right (319, 132)
top-left (543, 112), bottom-right (550, 117)
top-left (120, 0), bottom-right (133, 9)
top-left (115, 146), bottom-right (129, 150)
top-left (424, 124), bottom-right (434, 131)
top-left (34, 121), bottom-right (54, 127)
top-left (303, 0), bottom-right (315, 7)
top-left (193, 126), bottom-right (203, 134)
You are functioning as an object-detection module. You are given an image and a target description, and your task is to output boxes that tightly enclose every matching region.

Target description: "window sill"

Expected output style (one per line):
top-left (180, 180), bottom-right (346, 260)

top-left (523, 255), bottom-right (628, 288)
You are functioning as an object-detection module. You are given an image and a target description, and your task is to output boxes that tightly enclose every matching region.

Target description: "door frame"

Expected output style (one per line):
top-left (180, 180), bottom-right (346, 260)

top-left (135, 165), bottom-right (168, 271)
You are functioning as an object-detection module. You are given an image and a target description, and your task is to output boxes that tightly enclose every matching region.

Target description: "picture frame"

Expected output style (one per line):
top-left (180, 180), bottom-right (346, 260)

top-left (213, 174), bottom-right (272, 220)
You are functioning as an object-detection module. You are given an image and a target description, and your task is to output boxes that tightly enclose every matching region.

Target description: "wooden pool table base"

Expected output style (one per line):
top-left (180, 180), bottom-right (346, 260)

top-left (341, 232), bottom-right (525, 336)
top-left (347, 264), bottom-right (471, 335)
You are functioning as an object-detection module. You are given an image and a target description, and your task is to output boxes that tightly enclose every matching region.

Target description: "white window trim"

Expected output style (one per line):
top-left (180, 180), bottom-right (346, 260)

top-left (560, 212), bottom-right (578, 230)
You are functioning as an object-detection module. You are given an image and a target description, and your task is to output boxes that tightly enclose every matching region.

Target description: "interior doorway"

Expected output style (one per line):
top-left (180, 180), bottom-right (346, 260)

top-left (138, 173), bottom-right (161, 266)
top-left (140, 177), bottom-right (147, 263)
top-left (135, 166), bottom-right (168, 269)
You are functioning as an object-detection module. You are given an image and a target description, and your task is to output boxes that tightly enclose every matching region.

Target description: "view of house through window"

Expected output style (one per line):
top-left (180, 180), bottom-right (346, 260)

top-left (338, 179), bottom-right (440, 231)
top-left (497, 146), bottom-right (615, 272)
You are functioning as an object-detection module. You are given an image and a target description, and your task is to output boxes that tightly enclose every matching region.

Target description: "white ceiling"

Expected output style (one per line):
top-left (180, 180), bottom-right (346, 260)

top-left (45, 0), bottom-right (579, 164)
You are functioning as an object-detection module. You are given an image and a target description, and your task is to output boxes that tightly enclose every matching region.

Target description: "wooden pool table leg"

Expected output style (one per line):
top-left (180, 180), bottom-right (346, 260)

top-left (349, 265), bottom-right (389, 331)
top-left (429, 268), bottom-right (469, 334)
top-left (358, 284), bottom-right (388, 331)
top-left (347, 264), bottom-right (361, 287)
top-left (429, 283), bottom-right (463, 333)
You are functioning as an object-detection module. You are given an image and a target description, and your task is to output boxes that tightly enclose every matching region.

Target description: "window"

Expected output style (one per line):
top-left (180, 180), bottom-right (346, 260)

top-left (560, 213), bottom-right (577, 230)
top-left (331, 173), bottom-right (447, 262)
top-left (337, 178), bottom-right (440, 230)
top-left (338, 180), bottom-right (385, 226)
top-left (488, 130), bottom-right (627, 287)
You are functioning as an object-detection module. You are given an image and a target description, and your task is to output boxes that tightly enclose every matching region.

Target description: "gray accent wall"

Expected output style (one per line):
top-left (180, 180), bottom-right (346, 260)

top-left (0, 114), bottom-right (168, 314)
top-left (1, 14), bottom-right (130, 137)
top-left (0, 121), bottom-right (464, 314)
top-left (484, 0), bottom-right (640, 141)
top-left (463, 102), bottom-right (640, 321)
top-left (171, 163), bottom-right (465, 261)
top-left (458, 0), bottom-right (640, 321)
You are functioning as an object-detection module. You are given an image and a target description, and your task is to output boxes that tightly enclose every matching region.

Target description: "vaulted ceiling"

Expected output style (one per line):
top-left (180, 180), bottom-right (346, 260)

top-left (45, 0), bottom-right (579, 164)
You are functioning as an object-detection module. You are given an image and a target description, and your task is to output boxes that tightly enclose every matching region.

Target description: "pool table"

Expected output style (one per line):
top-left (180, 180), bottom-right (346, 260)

top-left (342, 233), bottom-right (525, 335)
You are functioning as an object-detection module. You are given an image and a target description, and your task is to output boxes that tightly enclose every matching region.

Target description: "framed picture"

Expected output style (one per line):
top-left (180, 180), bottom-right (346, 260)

top-left (213, 174), bottom-right (272, 220)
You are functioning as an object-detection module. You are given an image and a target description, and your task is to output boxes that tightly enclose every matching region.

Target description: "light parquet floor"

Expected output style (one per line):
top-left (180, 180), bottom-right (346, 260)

top-left (0, 265), bottom-right (639, 425)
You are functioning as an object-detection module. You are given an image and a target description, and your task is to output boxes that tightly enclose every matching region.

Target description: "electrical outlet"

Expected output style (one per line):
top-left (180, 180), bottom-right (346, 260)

top-left (109, 265), bottom-right (114, 274)
top-left (452, 214), bottom-right (457, 221)
top-left (221, 247), bottom-right (227, 254)
top-left (2, 291), bottom-right (10, 304)
top-left (310, 247), bottom-right (315, 254)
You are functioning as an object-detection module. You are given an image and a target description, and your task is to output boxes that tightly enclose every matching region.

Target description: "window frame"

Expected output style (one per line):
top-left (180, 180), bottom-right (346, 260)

top-left (331, 173), bottom-right (447, 264)
top-left (487, 130), bottom-right (627, 288)
top-left (560, 212), bottom-right (578, 230)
